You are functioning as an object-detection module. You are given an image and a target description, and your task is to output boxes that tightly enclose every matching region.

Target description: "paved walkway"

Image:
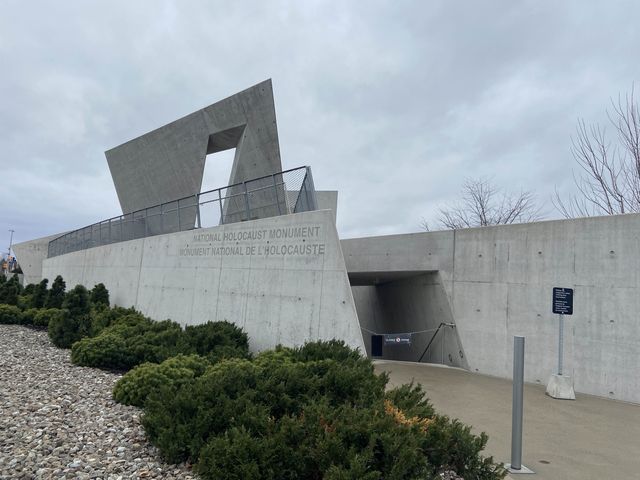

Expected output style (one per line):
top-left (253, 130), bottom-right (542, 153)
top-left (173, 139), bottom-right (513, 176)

top-left (374, 361), bottom-right (640, 480)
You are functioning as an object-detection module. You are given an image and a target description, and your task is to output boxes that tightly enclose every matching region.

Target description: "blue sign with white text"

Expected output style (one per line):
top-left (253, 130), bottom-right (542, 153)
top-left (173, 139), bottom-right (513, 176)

top-left (552, 287), bottom-right (573, 315)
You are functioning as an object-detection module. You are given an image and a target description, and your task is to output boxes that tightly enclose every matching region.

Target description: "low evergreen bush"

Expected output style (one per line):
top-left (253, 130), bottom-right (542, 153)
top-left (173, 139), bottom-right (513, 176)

top-left (45, 275), bottom-right (66, 309)
top-left (73, 319), bottom-right (249, 372)
top-left (113, 354), bottom-right (211, 407)
top-left (138, 340), bottom-right (506, 480)
top-left (71, 315), bottom-right (175, 370)
top-left (20, 308), bottom-right (39, 326)
top-left (33, 308), bottom-right (64, 328)
top-left (291, 339), bottom-right (362, 363)
top-left (31, 279), bottom-right (48, 309)
top-left (179, 321), bottom-right (250, 359)
top-left (90, 283), bottom-right (110, 309)
top-left (0, 275), bottom-right (22, 306)
top-left (89, 306), bottom-right (146, 337)
top-left (62, 285), bottom-right (90, 319)
top-left (0, 304), bottom-right (22, 324)
top-left (48, 310), bottom-right (91, 348)
top-left (17, 294), bottom-right (32, 310)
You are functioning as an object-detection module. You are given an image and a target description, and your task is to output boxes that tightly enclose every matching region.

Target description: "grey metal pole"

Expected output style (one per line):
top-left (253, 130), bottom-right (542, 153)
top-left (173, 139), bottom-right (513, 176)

top-left (558, 314), bottom-right (564, 375)
top-left (243, 182), bottom-right (251, 220)
top-left (8, 229), bottom-right (14, 256)
top-left (511, 336), bottom-right (525, 471)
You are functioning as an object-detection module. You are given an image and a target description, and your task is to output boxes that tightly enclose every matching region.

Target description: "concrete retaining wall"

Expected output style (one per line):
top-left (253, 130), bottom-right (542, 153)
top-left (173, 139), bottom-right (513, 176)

top-left (13, 233), bottom-right (65, 285)
top-left (342, 214), bottom-right (640, 404)
top-left (43, 210), bottom-right (365, 353)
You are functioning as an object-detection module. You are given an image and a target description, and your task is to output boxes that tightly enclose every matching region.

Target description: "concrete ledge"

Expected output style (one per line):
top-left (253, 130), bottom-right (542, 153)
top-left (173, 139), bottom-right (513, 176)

top-left (505, 463), bottom-right (535, 474)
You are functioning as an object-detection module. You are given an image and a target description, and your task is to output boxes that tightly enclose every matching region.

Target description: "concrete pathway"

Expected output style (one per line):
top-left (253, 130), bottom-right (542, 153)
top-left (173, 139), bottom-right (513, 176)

top-left (374, 361), bottom-right (640, 480)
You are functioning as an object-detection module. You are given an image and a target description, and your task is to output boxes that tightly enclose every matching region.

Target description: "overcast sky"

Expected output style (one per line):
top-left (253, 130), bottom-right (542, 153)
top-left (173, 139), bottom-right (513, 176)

top-left (2, 1), bottom-right (640, 250)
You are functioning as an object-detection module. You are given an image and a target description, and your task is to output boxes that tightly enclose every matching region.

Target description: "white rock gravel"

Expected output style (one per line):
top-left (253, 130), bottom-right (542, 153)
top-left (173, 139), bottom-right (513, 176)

top-left (0, 325), bottom-right (197, 480)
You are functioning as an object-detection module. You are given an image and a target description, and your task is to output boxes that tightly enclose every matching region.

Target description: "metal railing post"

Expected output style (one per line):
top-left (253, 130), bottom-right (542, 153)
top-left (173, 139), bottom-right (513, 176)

top-left (196, 195), bottom-right (202, 229)
top-left (177, 200), bottom-right (181, 231)
top-left (243, 182), bottom-right (251, 220)
top-left (218, 189), bottom-right (224, 224)
top-left (304, 166), bottom-right (318, 210)
top-left (273, 174), bottom-right (282, 215)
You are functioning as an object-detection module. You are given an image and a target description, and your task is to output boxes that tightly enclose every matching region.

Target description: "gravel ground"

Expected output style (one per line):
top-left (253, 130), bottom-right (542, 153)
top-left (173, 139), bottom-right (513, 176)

top-left (0, 325), bottom-right (196, 480)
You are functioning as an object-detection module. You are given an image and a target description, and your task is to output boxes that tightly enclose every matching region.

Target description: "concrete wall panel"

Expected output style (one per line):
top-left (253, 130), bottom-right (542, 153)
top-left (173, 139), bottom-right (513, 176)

top-left (13, 233), bottom-right (65, 285)
top-left (343, 213), bottom-right (640, 403)
top-left (42, 210), bottom-right (364, 355)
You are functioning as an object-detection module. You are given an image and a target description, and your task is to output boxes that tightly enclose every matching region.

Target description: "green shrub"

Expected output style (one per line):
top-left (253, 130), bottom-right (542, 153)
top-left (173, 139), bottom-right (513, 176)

top-left (90, 283), bottom-right (110, 309)
top-left (138, 339), bottom-right (505, 480)
top-left (48, 310), bottom-right (91, 348)
top-left (141, 352), bottom-right (387, 464)
top-left (0, 275), bottom-right (21, 305)
top-left (31, 279), bottom-right (48, 309)
top-left (72, 318), bottom-right (249, 372)
top-left (47, 284), bottom-right (93, 348)
top-left (195, 402), bottom-right (432, 480)
top-left (113, 354), bottom-right (211, 407)
top-left (33, 308), bottom-right (64, 328)
top-left (71, 317), bottom-right (183, 370)
top-left (71, 331), bottom-right (132, 370)
top-left (45, 275), bottom-right (66, 309)
top-left (291, 339), bottom-right (363, 363)
top-left (17, 294), bottom-right (32, 310)
top-left (23, 283), bottom-right (36, 295)
top-left (20, 308), bottom-right (39, 326)
top-left (385, 382), bottom-right (435, 419)
top-left (89, 305), bottom-right (146, 337)
top-left (0, 304), bottom-right (22, 324)
top-left (180, 321), bottom-right (250, 358)
top-left (62, 285), bottom-right (90, 319)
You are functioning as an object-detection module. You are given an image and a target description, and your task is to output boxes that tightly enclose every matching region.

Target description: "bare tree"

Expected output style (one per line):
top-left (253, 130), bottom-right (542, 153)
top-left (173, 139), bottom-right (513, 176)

top-left (554, 86), bottom-right (640, 217)
top-left (436, 177), bottom-right (542, 230)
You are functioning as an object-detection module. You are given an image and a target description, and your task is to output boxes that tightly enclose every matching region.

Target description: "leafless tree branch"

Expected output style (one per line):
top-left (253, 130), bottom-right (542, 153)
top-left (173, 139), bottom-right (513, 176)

top-left (554, 84), bottom-right (640, 218)
top-left (436, 177), bottom-right (543, 230)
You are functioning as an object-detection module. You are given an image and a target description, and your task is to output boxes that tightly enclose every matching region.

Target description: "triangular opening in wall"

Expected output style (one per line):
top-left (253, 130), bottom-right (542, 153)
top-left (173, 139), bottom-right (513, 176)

top-left (199, 148), bottom-right (236, 228)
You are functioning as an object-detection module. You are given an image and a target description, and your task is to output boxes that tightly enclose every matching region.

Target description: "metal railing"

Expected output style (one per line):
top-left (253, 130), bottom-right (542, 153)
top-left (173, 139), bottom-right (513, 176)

top-left (417, 322), bottom-right (457, 363)
top-left (48, 166), bottom-right (317, 258)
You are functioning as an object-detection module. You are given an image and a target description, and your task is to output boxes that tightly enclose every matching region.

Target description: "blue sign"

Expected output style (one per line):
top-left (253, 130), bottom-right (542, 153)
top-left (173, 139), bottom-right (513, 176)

top-left (552, 287), bottom-right (573, 315)
top-left (384, 334), bottom-right (412, 346)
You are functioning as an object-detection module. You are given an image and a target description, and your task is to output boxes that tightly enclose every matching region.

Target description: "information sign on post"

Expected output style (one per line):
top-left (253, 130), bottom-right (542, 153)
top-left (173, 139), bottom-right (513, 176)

top-left (552, 287), bottom-right (573, 315)
top-left (546, 287), bottom-right (576, 400)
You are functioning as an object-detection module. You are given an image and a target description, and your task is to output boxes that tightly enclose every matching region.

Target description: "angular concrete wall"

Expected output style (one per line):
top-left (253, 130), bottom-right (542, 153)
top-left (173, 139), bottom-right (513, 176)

top-left (42, 210), bottom-right (364, 353)
top-left (341, 214), bottom-right (640, 404)
top-left (13, 232), bottom-right (66, 285)
top-left (106, 79), bottom-right (282, 216)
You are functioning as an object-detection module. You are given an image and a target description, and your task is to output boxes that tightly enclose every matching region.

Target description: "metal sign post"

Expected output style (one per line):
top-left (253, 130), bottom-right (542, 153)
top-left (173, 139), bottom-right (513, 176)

top-left (557, 313), bottom-right (564, 375)
top-left (547, 287), bottom-right (576, 400)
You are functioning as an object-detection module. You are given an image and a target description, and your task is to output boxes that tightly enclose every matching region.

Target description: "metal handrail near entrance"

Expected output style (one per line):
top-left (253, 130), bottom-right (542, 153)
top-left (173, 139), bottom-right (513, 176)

top-left (48, 166), bottom-right (317, 258)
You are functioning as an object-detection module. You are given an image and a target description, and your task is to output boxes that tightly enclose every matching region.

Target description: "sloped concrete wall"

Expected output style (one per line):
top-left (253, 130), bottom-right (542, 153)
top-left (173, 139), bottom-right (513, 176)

top-left (13, 232), bottom-right (66, 285)
top-left (43, 210), bottom-right (364, 353)
top-left (342, 214), bottom-right (640, 404)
